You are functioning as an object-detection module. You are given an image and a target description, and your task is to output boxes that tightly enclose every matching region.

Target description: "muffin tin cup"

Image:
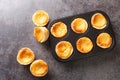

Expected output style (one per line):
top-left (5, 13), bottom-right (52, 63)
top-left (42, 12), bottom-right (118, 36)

top-left (48, 10), bottom-right (116, 62)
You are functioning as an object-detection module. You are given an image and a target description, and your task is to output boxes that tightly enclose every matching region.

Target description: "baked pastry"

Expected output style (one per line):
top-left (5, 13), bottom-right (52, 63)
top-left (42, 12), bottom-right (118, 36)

top-left (32, 10), bottom-right (49, 26)
top-left (91, 13), bottom-right (107, 29)
top-left (96, 32), bottom-right (112, 48)
top-left (55, 41), bottom-right (73, 59)
top-left (71, 18), bottom-right (88, 33)
top-left (34, 27), bottom-right (49, 43)
top-left (30, 59), bottom-right (48, 77)
top-left (17, 47), bottom-right (35, 65)
top-left (50, 22), bottom-right (67, 38)
top-left (76, 37), bottom-right (93, 54)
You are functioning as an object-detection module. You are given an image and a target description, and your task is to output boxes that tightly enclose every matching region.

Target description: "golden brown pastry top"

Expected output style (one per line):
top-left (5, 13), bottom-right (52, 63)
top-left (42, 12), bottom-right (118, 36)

top-left (17, 48), bottom-right (35, 65)
top-left (34, 27), bottom-right (49, 43)
top-left (71, 18), bottom-right (88, 33)
top-left (96, 33), bottom-right (112, 48)
top-left (32, 10), bottom-right (49, 26)
top-left (76, 37), bottom-right (93, 54)
top-left (30, 59), bottom-right (48, 77)
top-left (50, 22), bottom-right (67, 38)
top-left (34, 27), bottom-right (43, 42)
top-left (55, 41), bottom-right (73, 59)
top-left (91, 13), bottom-right (107, 29)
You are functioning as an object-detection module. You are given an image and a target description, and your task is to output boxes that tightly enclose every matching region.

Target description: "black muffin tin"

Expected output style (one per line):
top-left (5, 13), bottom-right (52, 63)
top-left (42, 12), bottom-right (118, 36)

top-left (48, 10), bottom-right (116, 62)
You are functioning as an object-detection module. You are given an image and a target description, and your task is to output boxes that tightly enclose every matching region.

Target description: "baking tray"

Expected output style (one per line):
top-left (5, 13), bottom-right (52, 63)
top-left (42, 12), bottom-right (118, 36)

top-left (48, 10), bottom-right (116, 62)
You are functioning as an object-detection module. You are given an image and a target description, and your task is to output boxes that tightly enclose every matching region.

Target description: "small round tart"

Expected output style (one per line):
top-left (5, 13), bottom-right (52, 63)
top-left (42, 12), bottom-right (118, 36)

top-left (32, 10), bottom-right (49, 26)
top-left (76, 37), bottom-right (93, 54)
top-left (17, 48), bottom-right (35, 65)
top-left (34, 27), bottom-right (49, 43)
top-left (91, 13), bottom-right (107, 29)
top-left (96, 32), bottom-right (112, 48)
top-left (30, 59), bottom-right (48, 77)
top-left (50, 22), bottom-right (67, 38)
top-left (71, 18), bottom-right (88, 33)
top-left (55, 41), bottom-right (73, 59)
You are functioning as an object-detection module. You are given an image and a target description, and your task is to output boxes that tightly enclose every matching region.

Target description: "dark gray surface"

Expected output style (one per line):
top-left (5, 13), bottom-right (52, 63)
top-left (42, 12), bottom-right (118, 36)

top-left (0, 0), bottom-right (120, 80)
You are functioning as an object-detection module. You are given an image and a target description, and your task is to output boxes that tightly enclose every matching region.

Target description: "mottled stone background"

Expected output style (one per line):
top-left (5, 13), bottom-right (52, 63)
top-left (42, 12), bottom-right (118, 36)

top-left (0, 0), bottom-right (120, 80)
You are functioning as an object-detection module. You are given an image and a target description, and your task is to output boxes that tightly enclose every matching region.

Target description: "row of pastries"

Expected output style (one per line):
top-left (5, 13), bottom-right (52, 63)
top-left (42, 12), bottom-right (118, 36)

top-left (32, 10), bottom-right (108, 42)
top-left (55, 33), bottom-right (112, 59)
top-left (51, 13), bottom-right (107, 38)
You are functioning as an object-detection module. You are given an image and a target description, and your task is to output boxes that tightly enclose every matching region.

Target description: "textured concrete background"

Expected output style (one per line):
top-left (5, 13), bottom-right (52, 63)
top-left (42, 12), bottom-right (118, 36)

top-left (0, 0), bottom-right (120, 80)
